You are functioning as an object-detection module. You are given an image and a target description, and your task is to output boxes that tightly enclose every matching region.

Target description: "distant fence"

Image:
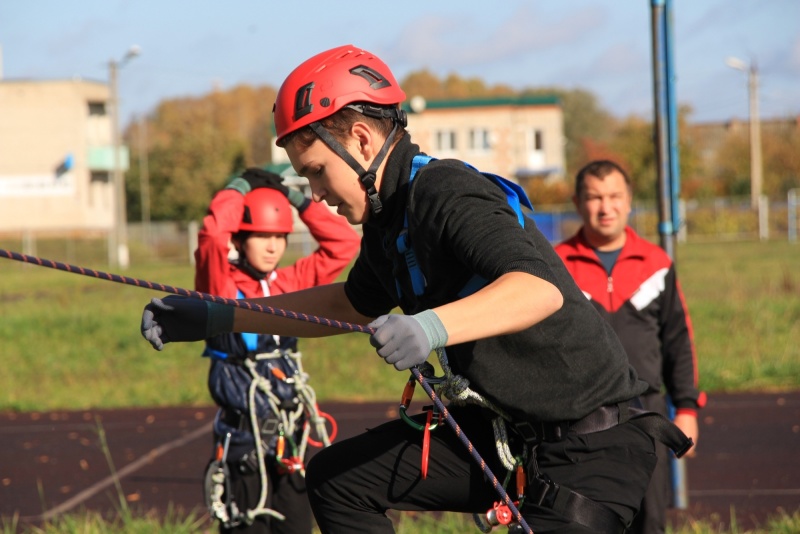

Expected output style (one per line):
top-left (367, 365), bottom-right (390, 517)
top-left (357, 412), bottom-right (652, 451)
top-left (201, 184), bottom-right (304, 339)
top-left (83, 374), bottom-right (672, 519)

top-left (1, 193), bottom-right (797, 268)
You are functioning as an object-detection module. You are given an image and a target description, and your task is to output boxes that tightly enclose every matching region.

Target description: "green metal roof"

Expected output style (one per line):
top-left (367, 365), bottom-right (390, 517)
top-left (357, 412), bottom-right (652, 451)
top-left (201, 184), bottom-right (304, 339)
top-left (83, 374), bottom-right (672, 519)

top-left (401, 94), bottom-right (560, 112)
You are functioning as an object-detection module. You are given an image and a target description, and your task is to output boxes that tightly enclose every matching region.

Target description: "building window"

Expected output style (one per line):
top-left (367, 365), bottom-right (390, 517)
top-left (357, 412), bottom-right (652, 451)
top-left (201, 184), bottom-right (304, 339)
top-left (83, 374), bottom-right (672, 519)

top-left (469, 128), bottom-right (491, 151)
top-left (91, 171), bottom-right (110, 184)
top-left (88, 101), bottom-right (107, 116)
top-left (532, 129), bottom-right (543, 151)
top-left (435, 129), bottom-right (457, 152)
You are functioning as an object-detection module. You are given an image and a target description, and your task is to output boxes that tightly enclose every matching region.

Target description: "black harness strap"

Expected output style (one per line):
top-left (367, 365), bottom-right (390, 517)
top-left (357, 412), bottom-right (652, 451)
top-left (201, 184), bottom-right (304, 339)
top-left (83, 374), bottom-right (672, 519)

top-left (309, 121), bottom-right (401, 216)
top-left (526, 472), bottom-right (627, 533)
top-left (513, 399), bottom-right (692, 531)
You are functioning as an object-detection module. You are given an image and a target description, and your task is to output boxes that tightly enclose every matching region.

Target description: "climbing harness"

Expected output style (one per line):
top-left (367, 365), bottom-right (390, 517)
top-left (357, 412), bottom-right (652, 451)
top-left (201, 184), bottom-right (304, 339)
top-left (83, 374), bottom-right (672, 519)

top-left (203, 347), bottom-right (336, 528)
top-left (0, 248), bottom-right (534, 533)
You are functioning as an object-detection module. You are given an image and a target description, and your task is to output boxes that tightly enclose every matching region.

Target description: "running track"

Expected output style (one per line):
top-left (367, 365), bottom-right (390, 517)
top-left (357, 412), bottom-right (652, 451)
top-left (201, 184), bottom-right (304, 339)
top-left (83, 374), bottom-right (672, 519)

top-left (2, 392), bottom-right (798, 531)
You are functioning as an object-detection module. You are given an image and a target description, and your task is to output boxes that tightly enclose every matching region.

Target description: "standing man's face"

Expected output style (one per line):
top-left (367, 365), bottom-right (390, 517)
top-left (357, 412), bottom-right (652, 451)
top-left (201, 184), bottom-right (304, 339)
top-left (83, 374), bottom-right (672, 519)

top-left (573, 170), bottom-right (632, 250)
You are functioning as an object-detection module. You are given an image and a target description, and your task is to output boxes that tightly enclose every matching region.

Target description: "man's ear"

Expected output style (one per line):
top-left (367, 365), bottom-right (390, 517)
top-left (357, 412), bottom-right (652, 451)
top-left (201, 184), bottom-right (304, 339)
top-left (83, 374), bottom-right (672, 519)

top-left (350, 121), bottom-right (376, 160)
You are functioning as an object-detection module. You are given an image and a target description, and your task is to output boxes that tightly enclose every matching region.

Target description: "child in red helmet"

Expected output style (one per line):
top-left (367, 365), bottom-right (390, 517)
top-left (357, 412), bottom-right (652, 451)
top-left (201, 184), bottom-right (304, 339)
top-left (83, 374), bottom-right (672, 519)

top-left (194, 168), bottom-right (360, 534)
top-left (143, 45), bottom-right (691, 533)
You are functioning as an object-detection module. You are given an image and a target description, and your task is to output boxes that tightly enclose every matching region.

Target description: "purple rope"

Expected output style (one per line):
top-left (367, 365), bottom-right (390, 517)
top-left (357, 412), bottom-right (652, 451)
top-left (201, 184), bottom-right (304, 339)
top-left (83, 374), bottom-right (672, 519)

top-left (1, 248), bottom-right (532, 532)
top-left (411, 367), bottom-right (532, 533)
top-left (0, 248), bottom-right (370, 334)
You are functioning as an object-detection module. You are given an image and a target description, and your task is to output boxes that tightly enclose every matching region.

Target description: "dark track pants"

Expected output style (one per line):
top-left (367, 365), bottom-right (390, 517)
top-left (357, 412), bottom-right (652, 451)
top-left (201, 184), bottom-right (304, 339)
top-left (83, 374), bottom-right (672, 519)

top-left (305, 406), bottom-right (657, 534)
top-left (629, 394), bottom-right (671, 534)
top-left (220, 458), bottom-right (312, 534)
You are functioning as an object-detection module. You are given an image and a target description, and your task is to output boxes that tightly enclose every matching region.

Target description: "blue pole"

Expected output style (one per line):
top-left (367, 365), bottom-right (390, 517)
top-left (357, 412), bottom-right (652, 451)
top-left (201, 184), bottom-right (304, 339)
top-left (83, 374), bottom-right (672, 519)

top-left (652, 0), bottom-right (687, 510)
top-left (651, 0), bottom-right (674, 257)
top-left (665, 0), bottom-right (682, 241)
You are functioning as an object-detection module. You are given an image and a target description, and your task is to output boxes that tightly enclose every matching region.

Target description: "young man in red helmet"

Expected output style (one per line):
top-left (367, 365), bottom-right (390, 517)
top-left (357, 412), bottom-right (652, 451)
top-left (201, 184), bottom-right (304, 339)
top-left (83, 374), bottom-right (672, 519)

top-left (142, 45), bottom-right (691, 533)
top-left (195, 169), bottom-right (360, 534)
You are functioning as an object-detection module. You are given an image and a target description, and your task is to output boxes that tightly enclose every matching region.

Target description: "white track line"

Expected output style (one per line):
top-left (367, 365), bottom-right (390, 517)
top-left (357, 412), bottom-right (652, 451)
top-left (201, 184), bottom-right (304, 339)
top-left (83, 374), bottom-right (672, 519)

top-left (25, 421), bottom-right (212, 522)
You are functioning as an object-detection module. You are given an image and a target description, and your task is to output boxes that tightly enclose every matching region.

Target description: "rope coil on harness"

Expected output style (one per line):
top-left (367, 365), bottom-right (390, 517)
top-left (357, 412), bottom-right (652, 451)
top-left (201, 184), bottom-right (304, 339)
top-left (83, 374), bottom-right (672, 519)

top-left (0, 248), bottom-right (534, 534)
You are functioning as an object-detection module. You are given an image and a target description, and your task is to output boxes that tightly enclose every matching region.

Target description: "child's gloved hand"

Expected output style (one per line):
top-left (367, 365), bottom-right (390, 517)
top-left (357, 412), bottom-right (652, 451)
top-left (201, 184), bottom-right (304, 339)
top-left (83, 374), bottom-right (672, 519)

top-left (141, 295), bottom-right (233, 350)
top-left (368, 311), bottom-right (448, 371)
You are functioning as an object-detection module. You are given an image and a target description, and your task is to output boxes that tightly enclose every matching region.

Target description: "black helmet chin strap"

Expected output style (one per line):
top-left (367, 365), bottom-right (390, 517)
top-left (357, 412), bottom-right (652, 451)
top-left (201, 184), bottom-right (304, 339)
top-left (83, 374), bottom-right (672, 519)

top-left (309, 120), bottom-right (402, 217)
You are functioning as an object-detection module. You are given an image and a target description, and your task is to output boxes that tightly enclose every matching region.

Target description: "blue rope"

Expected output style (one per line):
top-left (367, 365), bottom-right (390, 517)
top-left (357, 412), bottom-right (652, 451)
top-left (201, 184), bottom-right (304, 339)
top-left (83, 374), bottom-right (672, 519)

top-left (0, 247), bottom-right (532, 533)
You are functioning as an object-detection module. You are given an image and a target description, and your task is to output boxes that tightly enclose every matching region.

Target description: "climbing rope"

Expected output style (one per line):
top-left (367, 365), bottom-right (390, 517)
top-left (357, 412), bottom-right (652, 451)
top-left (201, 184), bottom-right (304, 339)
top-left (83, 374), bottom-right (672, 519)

top-left (0, 248), bottom-right (533, 534)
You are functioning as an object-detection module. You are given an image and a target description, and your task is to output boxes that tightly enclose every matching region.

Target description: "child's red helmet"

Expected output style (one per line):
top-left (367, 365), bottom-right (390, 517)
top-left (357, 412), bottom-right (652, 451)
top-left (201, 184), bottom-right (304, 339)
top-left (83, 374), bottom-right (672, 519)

top-left (239, 189), bottom-right (293, 234)
top-left (273, 44), bottom-right (406, 144)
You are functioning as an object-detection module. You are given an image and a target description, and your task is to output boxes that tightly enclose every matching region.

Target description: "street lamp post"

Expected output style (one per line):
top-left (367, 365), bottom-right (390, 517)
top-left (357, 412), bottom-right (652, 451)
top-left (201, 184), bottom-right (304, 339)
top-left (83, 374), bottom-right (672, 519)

top-left (726, 56), bottom-right (763, 210)
top-left (109, 45), bottom-right (140, 268)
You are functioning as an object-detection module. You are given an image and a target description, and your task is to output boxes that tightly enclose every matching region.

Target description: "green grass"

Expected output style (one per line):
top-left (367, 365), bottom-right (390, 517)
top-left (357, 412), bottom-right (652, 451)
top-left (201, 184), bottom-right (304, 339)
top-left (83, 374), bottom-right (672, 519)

top-left (676, 240), bottom-right (800, 392)
top-left (1, 239), bottom-right (798, 411)
top-left (3, 507), bottom-right (799, 533)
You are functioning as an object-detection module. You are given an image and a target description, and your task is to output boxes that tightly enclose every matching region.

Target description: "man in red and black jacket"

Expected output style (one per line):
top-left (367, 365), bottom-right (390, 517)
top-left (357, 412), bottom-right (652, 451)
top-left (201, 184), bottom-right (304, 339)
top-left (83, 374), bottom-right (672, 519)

top-left (555, 160), bottom-right (706, 534)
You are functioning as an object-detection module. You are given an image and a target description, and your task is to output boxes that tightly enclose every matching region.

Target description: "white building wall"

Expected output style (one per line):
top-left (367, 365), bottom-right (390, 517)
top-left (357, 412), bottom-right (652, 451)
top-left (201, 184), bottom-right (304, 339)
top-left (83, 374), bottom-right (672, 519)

top-left (0, 79), bottom-right (116, 234)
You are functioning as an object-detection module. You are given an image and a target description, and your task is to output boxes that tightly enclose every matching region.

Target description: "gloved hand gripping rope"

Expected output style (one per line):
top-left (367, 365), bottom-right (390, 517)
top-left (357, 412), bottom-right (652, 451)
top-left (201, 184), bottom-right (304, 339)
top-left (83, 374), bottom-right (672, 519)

top-left (0, 248), bottom-right (534, 534)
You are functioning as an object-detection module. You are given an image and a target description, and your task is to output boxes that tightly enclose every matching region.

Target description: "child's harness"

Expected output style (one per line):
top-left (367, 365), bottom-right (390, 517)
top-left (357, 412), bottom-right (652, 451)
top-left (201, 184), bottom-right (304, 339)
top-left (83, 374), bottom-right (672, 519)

top-left (203, 289), bottom-right (336, 528)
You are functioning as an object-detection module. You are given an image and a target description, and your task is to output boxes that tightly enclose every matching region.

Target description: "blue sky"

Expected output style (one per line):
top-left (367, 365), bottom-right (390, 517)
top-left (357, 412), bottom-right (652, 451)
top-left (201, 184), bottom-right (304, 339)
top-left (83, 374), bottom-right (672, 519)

top-left (1, 0), bottom-right (797, 128)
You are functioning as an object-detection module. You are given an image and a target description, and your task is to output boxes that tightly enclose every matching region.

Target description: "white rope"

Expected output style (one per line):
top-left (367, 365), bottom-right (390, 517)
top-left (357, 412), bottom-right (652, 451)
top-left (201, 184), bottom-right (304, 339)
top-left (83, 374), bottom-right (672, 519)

top-left (238, 349), bottom-right (331, 523)
top-left (435, 349), bottom-right (523, 472)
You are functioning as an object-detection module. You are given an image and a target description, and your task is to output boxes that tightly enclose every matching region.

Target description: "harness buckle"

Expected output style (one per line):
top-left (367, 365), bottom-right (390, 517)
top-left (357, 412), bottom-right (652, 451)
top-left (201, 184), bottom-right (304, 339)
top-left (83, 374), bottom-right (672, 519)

top-left (513, 420), bottom-right (567, 445)
top-left (527, 472), bottom-right (559, 508)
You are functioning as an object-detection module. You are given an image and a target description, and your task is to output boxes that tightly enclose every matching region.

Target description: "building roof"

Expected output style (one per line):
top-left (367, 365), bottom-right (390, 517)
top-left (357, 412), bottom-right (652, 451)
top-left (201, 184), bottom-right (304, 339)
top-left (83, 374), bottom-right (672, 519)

top-left (402, 94), bottom-right (560, 112)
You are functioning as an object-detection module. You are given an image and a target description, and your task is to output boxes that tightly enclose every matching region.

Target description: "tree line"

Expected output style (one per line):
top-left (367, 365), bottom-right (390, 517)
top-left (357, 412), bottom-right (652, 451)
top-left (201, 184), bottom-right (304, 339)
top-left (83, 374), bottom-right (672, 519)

top-left (123, 71), bottom-right (800, 222)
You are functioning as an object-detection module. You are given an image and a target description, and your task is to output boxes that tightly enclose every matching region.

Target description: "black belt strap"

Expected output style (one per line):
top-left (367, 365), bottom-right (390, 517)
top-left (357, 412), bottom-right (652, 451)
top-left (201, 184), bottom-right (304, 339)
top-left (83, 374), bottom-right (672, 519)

top-left (220, 409), bottom-right (281, 437)
top-left (527, 473), bottom-right (626, 533)
top-left (514, 401), bottom-right (630, 446)
top-left (629, 408), bottom-right (694, 458)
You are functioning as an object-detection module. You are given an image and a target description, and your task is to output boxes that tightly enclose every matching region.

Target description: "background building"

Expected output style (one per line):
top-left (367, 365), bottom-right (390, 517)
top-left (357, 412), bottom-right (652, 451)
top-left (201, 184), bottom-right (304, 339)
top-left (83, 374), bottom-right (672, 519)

top-left (403, 94), bottom-right (564, 182)
top-left (0, 79), bottom-right (126, 236)
top-left (270, 94), bottom-right (565, 185)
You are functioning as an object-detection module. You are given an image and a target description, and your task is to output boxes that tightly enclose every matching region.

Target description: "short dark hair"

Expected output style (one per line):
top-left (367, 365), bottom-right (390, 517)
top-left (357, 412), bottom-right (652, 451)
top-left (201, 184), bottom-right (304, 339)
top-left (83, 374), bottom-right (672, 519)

top-left (276, 106), bottom-right (406, 149)
top-left (574, 160), bottom-right (632, 198)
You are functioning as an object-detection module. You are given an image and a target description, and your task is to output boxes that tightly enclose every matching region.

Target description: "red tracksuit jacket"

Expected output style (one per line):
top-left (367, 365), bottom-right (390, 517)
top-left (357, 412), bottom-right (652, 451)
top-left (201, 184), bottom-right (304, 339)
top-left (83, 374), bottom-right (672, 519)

top-left (555, 226), bottom-right (705, 415)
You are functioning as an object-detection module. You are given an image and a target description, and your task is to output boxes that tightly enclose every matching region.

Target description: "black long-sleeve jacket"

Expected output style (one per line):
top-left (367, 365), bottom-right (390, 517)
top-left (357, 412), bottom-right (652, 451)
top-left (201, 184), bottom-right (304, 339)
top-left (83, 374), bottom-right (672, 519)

top-left (344, 136), bottom-right (649, 423)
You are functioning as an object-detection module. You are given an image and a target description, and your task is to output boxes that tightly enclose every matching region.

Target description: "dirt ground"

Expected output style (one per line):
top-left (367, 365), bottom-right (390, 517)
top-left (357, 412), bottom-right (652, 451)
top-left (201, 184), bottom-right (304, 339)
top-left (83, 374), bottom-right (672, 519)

top-left (1, 391), bottom-right (798, 532)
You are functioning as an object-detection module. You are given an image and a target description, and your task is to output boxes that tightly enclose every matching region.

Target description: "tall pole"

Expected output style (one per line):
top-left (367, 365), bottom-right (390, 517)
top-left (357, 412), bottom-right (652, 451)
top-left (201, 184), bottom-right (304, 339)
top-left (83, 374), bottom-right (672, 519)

top-left (650, 0), bottom-right (675, 258)
top-left (138, 115), bottom-right (151, 247)
top-left (108, 45), bottom-right (140, 269)
top-left (110, 58), bottom-right (129, 269)
top-left (651, 0), bottom-right (687, 510)
top-left (727, 57), bottom-right (763, 209)
top-left (748, 63), bottom-right (763, 210)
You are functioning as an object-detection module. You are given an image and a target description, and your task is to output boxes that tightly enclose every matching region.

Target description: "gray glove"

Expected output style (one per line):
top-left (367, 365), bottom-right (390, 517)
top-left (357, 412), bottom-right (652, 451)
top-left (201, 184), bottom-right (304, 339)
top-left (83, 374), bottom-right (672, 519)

top-left (368, 310), bottom-right (448, 371)
top-left (141, 295), bottom-right (234, 350)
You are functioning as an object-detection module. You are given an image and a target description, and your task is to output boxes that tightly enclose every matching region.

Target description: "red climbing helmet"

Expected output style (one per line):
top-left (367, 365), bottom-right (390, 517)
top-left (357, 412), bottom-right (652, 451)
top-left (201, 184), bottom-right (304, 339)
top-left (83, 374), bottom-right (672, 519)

top-left (273, 44), bottom-right (407, 144)
top-left (239, 188), bottom-right (293, 234)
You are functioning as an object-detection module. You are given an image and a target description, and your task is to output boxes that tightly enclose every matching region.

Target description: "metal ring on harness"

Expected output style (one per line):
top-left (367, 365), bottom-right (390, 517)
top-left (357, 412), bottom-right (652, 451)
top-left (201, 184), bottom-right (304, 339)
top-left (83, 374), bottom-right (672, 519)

top-left (398, 363), bottom-right (446, 431)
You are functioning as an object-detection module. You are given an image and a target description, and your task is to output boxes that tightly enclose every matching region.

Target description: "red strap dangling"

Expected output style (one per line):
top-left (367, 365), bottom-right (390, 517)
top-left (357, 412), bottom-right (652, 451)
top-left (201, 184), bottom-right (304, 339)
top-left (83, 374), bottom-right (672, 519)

top-left (421, 409), bottom-right (433, 479)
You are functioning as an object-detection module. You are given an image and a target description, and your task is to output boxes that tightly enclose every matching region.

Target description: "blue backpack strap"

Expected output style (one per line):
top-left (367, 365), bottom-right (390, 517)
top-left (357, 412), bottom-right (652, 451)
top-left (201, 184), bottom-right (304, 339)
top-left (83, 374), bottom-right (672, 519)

top-left (396, 155), bottom-right (435, 297)
top-left (462, 162), bottom-right (534, 227)
top-left (398, 155), bottom-right (534, 300)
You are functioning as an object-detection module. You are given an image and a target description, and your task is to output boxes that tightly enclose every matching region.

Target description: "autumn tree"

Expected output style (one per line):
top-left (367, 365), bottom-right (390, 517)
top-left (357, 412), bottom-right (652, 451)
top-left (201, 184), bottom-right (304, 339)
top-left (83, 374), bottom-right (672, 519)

top-left (125, 84), bottom-right (277, 222)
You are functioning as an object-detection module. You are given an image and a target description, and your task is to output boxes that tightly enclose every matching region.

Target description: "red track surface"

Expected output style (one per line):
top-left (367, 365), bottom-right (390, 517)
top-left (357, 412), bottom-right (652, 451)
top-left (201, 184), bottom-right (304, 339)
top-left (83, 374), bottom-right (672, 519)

top-left (2, 392), bottom-right (798, 531)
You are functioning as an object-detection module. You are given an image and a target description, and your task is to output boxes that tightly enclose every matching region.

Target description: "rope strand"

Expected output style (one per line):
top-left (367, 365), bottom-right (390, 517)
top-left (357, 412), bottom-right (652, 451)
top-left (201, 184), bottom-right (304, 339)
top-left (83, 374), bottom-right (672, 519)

top-left (0, 248), bottom-right (533, 533)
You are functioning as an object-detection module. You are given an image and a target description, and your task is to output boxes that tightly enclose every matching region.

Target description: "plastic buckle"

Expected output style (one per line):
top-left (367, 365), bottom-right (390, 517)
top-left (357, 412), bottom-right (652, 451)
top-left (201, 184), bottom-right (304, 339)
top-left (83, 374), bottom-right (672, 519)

top-left (528, 473), bottom-right (559, 508)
